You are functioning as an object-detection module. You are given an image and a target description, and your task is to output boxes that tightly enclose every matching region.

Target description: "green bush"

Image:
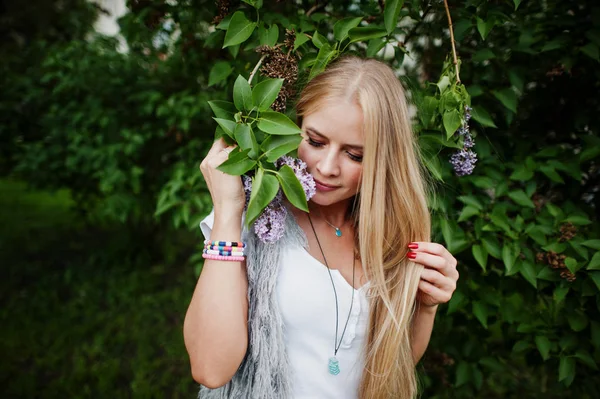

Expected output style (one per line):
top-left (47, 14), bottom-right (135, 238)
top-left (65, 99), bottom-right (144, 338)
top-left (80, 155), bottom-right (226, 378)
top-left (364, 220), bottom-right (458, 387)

top-left (2, 0), bottom-right (599, 397)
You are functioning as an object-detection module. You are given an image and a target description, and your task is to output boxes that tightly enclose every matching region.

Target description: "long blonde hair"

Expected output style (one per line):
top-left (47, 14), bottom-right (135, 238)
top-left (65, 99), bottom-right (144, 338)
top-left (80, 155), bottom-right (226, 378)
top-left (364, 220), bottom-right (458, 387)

top-left (296, 56), bottom-right (432, 399)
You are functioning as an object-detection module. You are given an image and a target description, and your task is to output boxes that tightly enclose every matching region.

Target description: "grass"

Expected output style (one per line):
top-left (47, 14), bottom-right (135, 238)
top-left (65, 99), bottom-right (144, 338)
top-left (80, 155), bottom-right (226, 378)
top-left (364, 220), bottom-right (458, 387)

top-left (0, 179), bottom-right (199, 398)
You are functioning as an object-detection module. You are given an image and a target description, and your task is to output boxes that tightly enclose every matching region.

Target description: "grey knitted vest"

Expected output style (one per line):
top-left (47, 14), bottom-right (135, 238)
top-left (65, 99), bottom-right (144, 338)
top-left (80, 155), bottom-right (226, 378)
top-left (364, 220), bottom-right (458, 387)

top-left (198, 208), bottom-right (308, 399)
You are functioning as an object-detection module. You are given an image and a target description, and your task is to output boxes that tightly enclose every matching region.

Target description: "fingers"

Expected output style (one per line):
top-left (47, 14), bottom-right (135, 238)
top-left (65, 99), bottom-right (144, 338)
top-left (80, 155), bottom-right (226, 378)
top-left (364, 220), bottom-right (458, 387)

top-left (420, 268), bottom-right (456, 293)
top-left (206, 137), bottom-right (228, 158)
top-left (418, 280), bottom-right (452, 303)
top-left (407, 242), bottom-right (458, 279)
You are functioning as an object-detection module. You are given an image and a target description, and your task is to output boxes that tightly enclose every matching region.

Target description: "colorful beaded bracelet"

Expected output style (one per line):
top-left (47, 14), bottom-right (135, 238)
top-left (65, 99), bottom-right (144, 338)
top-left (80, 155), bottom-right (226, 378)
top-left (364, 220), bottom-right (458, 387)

top-left (203, 249), bottom-right (245, 256)
top-left (202, 253), bottom-right (245, 262)
top-left (204, 245), bottom-right (239, 251)
top-left (204, 240), bottom-right (246, 248)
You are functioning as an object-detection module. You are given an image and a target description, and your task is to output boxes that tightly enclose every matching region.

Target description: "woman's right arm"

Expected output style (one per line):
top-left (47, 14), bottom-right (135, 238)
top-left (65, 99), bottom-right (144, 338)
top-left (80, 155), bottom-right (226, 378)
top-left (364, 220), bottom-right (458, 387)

top-left (183, 138), bottom-right (249, 388)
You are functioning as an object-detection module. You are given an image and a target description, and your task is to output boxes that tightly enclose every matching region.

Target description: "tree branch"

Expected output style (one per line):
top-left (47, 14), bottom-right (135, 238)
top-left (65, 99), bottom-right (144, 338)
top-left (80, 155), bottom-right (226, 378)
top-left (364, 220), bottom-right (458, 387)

top-left (443, 0), bottom-right (461, 84)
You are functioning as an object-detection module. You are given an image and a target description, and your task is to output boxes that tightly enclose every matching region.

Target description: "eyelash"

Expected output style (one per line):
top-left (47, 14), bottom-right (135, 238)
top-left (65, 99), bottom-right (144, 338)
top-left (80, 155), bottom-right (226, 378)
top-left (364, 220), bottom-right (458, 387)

top-left (306, 137), bottom-right (363, 162)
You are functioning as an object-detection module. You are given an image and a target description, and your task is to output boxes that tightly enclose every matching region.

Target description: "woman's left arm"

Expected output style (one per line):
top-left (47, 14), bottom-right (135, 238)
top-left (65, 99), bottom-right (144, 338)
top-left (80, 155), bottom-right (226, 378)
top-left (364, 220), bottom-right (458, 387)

top-left (407, 242), bottom-right (459, 363)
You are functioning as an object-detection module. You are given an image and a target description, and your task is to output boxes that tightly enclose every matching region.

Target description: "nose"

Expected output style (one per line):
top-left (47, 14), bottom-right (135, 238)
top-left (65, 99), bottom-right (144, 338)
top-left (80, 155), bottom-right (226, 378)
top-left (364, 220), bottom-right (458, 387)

top-left (316, 148), bottom-right (340, 178)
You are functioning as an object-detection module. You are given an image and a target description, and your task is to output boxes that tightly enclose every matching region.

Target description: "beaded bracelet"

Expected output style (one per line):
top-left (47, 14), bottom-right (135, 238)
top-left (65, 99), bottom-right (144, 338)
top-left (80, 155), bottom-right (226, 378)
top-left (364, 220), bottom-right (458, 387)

top-left (202, 253), bottom-right (245, 262)
top-left (204, 240), bottom-right (246, 248)
top-left (205, 245), bottom-right (239, 251)
top-left (203, 249), bottom-right (245, 256)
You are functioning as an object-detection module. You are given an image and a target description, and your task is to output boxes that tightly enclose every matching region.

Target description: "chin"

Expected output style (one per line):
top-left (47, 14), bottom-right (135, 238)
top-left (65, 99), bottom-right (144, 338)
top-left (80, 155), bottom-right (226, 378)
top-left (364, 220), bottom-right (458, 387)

top-left (310, 191), bottom-right (352, 207)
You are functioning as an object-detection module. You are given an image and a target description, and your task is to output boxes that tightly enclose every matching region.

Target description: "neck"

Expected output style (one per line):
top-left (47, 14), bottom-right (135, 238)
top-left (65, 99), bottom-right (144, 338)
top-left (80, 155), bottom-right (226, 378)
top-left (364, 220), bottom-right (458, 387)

top-left (309, 198), bottom-right (354, 227)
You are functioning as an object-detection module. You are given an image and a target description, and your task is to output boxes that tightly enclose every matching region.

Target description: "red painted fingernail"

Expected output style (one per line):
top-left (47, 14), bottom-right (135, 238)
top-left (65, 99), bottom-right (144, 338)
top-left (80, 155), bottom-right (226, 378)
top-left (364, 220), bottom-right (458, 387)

top-left (408, 243), bottom-right (419, 249)
top-left (408, 252), bottom-right (417, 259)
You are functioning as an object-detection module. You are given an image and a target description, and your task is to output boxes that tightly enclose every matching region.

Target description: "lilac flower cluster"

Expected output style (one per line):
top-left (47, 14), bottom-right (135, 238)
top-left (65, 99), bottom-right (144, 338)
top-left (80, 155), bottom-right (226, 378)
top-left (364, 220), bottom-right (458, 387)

top-left (242, 156), bottom-right (316, 243)
top-left (450, 105), bottom-right (477, 176)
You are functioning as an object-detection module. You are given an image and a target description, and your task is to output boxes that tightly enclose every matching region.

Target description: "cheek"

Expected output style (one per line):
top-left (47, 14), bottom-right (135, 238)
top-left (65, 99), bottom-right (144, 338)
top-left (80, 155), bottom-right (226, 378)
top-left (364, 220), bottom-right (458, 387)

top-left (297, 141), bottom-right (317, 170)
top-left (346, 164), bottom-right (363, 189)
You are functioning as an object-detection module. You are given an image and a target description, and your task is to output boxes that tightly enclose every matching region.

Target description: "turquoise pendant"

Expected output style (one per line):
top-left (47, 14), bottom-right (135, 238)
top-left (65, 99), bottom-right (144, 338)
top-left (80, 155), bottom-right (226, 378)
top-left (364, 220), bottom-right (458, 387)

top-left (335, 228), bottom-right (342, 237)
top-left (328, 357), bottom-right (340, 375)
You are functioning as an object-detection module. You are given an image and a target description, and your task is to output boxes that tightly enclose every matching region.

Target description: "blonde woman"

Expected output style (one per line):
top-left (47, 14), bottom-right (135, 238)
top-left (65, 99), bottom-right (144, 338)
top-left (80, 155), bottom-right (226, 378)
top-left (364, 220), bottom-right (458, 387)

top-left (184, 56), bottom-right (459, 399)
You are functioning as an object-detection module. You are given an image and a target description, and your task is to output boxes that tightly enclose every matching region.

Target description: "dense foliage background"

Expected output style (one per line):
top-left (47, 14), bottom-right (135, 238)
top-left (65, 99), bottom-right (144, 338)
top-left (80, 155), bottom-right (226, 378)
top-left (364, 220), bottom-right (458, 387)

top-left (1, 0), bottom-right (599, 397)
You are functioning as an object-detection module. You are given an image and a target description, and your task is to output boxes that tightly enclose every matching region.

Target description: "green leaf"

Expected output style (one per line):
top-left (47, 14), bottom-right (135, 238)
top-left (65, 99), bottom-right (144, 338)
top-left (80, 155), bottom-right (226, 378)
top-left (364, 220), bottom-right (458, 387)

top-left (443, 109), bottom-right (462, 139)
top-left (348, 27), bottom-right (388, 43)
top-left (546, 203), bottom-right (563, 218)
top-left (590, 272), bottom-right (600, 291)
top-left (258, 111), bottom-right (302, 135)
top-left (213, 118), bottom-right (237, 138)
top-left (520, 261), bottom-right (538, 288)
top-left (208, 61), bottom-right (233, 86)
top-left (476, 17), bottom-right (494, 40)
top-left (472, 244), bottom-right (488, 271)
top-left (233, 75), bottom-right (253, 111)
top-left (535, 336), bottom-right (551, 360)
top-left (574, 349), bottom-right (598, 370)
top-left (334, 17), bottom-right (363, 41)
top-left (252, 78), bottom-right (284, 112)
top-left (564, 215), bottom-right (592, 226)
top-left (482, 237), bottom-right (502, 259)
top-left (208, 101), bottom-right (237, 119)
top-left (510, 163), bottom-right (534, 181)
top-left (554, 285), bottom-right (569, 303)
top-left (312, 31), bottom-right (328, 48)
top-left (587, 252), bottom-right (600, 270)
top-left (458, 205), bottom-right (480, 222)
top-left (502, 243), bottom-right (518, 274)
top-left (246, 169), bottom-right (280, 226)
top-left (580, 43), bottom-right (600, 61)
top-left (223, 11), bottom-right (257, 48)
top-left (262, 135), bottom-right (303, 162)
top-left (457, 195), bottom-right (484, 210)
top-left (455, 362), bottom-right (470, 387)
top-left (471, 106), bottom-right (497, 128)
top-left (366, 37), bottom-right (387, 57)
top-left (564, 257), bottom-right (578, 273)
top-left (259, 24), bottom-right (279, 46)
top-left (508, 190), bottom-right (535, 208)
top-left (472, 301), bottom-right (489, 328)
top-left (233, 123), bottom-right (259, 159)
top-left (447, 289), bottom-right (468, 314)
top-left (276, 165), bottom-right (308, 211)
top-left (582, 240), bottom-right (600, 250)
top-left (567, 311), bottom-right (588, 332)
top-left (384, 0), bottom-right (404, 34)
top-left (309, 43), bottom-right (337, 80)
top-left (513, 0), bottom-right (523, 10)
top-left (492, 88), bottom-right (518, 113)
top-left (472, 48), bottom-right (495, 62)
top-left (525, 225), bottom-right (547, 246)
top-left (439, 219), bottom-right (454, 250)
top-left (558, 357), bottom-right (575, 383)
top-left (217, 149), bottom-right (256, 176)
top-left (418, 96), bottom-right (439, 127)
top-left (540, 165), bottom-right (564, 183)
top-left (294, 32), bottom-right (310, 50)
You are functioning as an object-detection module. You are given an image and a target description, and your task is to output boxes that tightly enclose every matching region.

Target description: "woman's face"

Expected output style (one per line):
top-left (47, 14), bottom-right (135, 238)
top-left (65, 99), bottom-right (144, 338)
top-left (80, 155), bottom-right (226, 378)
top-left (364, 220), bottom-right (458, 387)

top-left (298, 99), bottom-right (364, 207)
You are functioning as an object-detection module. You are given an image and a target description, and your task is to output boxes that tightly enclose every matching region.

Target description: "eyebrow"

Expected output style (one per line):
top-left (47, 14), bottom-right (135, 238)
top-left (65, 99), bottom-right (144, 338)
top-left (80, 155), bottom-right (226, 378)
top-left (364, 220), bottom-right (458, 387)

top-left (306, 127), bottom-right (364, 151)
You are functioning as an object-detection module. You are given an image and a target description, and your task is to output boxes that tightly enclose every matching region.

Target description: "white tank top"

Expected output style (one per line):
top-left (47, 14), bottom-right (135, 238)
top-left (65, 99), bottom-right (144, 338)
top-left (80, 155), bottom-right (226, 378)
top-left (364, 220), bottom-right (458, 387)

top-left (200, 210), bottom-right (370, 398)
top-left (277, 243), bottom-right (370, 399)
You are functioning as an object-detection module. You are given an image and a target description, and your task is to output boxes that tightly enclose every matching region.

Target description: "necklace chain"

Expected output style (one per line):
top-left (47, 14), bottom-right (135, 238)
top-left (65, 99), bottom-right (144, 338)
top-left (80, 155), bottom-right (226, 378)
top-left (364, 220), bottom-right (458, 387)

top-left (316, 207), bottom-right (345, 237)
top-left (307, 213), bottom-right (356, 359)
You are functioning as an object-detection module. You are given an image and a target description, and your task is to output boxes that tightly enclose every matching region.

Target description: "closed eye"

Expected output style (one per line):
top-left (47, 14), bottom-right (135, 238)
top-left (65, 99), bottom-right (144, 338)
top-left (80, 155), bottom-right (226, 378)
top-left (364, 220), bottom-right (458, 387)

top-left (307, 137), bottom-right (362, 162)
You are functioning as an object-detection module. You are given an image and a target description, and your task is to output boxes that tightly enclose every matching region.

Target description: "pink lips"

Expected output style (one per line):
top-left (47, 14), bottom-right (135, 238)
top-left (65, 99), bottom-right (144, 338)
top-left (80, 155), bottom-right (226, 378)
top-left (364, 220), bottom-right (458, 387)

top-left (314, 179), bottom-right (339, 192)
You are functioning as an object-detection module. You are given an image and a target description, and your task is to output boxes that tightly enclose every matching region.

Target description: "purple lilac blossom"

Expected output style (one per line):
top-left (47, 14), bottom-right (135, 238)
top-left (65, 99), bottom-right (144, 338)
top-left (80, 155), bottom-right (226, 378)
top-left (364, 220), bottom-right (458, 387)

top-left (242, 175), bottom-right (252, 209)
top-left (254, 202), bottom-right (287, 243)
top-left (450, 105), bottom-right (477, 176)
top-left (450, 149), bottom-right (477, 176)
